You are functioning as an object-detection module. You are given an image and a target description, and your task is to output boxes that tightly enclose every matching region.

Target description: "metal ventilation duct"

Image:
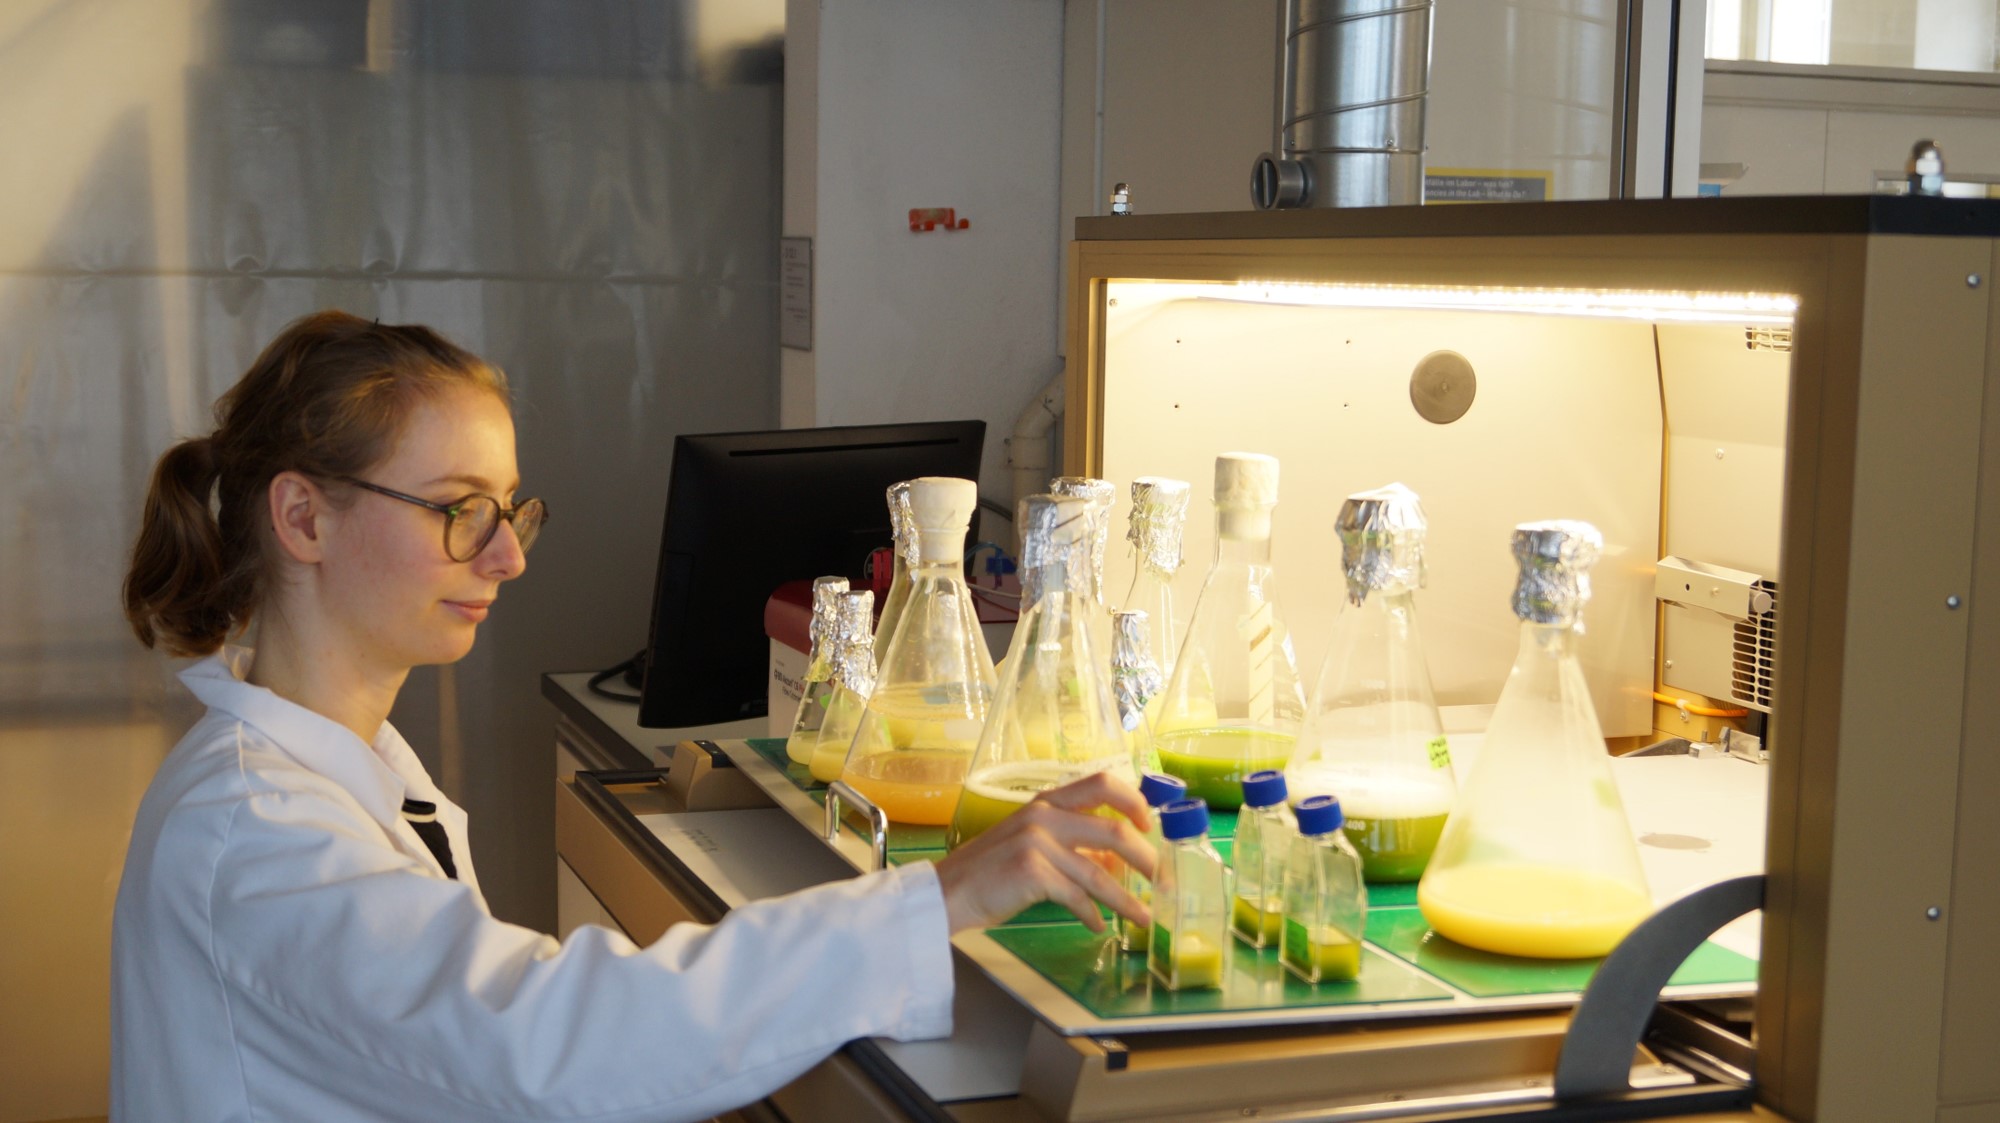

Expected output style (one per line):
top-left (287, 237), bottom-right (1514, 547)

top-left (1252, 0), bottom-right (1434, 209)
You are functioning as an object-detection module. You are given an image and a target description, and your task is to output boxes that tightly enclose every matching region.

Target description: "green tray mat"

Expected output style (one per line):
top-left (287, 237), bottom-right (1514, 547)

top-left (1363, 907), bottom-right (1758, 999)
top-left (985, 905), bottom-right (1758, 1018)
top-left (985, 922), bottom-right (1453, 1019)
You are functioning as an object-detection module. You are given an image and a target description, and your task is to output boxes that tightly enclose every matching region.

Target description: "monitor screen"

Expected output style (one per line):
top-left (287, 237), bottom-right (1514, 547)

top-left (636, 420), bottom-right (987, 728)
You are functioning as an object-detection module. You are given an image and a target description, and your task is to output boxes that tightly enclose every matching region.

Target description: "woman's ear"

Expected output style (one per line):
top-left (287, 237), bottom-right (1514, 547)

top-left (268, 471), bottom-right (330, 564)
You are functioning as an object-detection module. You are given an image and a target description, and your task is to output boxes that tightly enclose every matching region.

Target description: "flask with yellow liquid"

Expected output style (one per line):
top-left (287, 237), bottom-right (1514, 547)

top-left (1119, 476), bottom-right (1191, 683)
top-left (947, 494), bottom-right (1132, 848)
top-left (1281, 795), bottom-right (1366, 983)
top-left (872, 481), bottom-right (917, 663)
top-left (1151, 453), bottom-right (1306, 809)
top-left (836, 478), bottom-right (994, 825)
top-left (1117, 771), bottom-right (1187, 953)
top-left (1286, 483), bottom-right (1456, 882)
top-left (1149, 798), bottom-right (1229, 991)
top-left (806, 590), bottom-right (879, 783)
top-left (785, 576), bottom-right (851, 767)
top-left (1417, 521), bottom-right (1653, 959)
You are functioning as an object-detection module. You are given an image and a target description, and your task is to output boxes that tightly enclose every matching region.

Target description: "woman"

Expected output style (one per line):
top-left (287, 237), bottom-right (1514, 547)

top-left (114, 311), bottom-right (1152, 1122)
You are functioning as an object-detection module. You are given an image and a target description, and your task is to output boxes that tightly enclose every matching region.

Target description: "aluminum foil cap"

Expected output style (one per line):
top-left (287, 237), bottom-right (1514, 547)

top-left (1050, 476), bottom-right (1115, 602)
top-left (807, 575), bottom-right (850, 661)
top-left (1018, 494), bottom-right (1090, 604)
top-left (1337, 482), bottom-right (1427, 604)
top-left (1214, 452), bottom-right (1280, 510)
top-left (827, 589), bottom-right (879, 696)
top-left (1510, 520), bottom-right (1603, 626)
top-left (1111, 608), bottom-right (1164, 733)
top-left (1127, 477), bottom-right (1191, 575)
top-left (886, 481), bottom-right (917, 568)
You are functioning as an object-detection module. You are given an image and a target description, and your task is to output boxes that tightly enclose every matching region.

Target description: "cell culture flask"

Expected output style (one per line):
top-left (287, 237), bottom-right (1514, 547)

top-left (1151, 453), bottom-right (1307, 809)
top-left (1417, 521), bottom-right (1652, 959)
top-left (786, 576), bottom-right (851, 766)
top-left (1050, 475), bottom-right (1117, 661)
top-left (872, 481), bottom-right (917, 663)
top-left (836, 477), bottom-right (995, 825)
top-left (948, 494), bottom-right (1133, 848)
top-left (1287, 483), bottom-right (1455, 882)
top-left (1281, 795), bottom-right (1366, 983)
top-left (1120, 476), bottom-right (1191, 682)
top-left (1148, 798), bottom-right (1230, 991)
top-left (807, 590), bottom-right (880, 784)
top-left (1109, 608), bottom-right (1165, 772)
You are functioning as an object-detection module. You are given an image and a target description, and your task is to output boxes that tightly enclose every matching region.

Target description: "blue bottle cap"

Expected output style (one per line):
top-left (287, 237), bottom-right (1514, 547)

top-left (1294, 794), bottom-right (1345, 836)
top-left (1138, 772), bottom-right (1188, 807)
top-left (1241, 770), bottom-right (1287, 808)
top-left (1159, 798), bottom-right (1210, 841)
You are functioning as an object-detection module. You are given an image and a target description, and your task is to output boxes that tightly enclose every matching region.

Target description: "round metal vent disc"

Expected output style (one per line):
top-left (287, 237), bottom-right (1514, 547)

top-left (1410, 350), bottom-right (1476, 424)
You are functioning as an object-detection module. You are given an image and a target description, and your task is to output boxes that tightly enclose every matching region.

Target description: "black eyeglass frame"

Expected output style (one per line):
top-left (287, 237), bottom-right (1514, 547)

top-left (337, 476), bottom-right (547, 562)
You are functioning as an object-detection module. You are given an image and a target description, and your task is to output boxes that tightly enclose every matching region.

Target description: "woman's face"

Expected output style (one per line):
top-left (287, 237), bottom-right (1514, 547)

top-left (318, 386), bottom-right (527, 672)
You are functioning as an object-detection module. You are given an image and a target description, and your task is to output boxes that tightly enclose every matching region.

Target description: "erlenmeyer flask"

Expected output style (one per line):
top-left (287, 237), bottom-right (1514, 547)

top-left (838, 477), bottom-right (995, 825)
top-left (1152, 453), bottom-right (1307, 810)
top-left (948, 495), bottom-right (1133, 849)
top-left (786, 576), bottom-right (851, 766)
top-left (1287, 483), bottom-right (1455, 882)
top-left (807, 591), bottom-right (879, 783)
top-left (872, 481), bottom-right (917, 662)
top-left (1120, 476), bottom-right (1191, 682)
top-left (1110, 608), bottom-right (1165, 772)
top-left (1417, 521), bottom-right (1652, 959)
top-left (1049, 476), bottom-right (1116, 648)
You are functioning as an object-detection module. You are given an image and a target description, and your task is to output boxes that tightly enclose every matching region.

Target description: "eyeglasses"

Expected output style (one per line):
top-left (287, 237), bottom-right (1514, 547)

top-left (339, 477), bottom-right (548, 562)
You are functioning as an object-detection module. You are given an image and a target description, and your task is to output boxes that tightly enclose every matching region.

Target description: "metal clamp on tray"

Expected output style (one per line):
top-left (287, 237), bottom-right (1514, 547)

top-left (825, 780), bottom-right (890, 872)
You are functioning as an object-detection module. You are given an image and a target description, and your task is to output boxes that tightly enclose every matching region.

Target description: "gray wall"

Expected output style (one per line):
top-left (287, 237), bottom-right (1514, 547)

top-left (0, 2), bottom-right (779, 1115)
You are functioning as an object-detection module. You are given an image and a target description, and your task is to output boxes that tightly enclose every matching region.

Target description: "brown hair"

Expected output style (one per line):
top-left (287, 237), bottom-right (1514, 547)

top-left (124, 310), bottom-right (509, 657)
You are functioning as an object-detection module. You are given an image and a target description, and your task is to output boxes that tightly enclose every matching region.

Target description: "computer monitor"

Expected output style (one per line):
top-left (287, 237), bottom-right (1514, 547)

top-left (636, 420), bottom-right (987, 728)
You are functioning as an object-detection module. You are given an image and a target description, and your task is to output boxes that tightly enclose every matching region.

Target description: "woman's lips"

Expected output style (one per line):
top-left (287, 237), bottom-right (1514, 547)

top-left (445, 600), bottom-right (492, 623)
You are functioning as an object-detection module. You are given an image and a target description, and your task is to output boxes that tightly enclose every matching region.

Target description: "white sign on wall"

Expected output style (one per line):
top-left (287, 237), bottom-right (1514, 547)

top-left (780, 237), bottom-right (812, 351)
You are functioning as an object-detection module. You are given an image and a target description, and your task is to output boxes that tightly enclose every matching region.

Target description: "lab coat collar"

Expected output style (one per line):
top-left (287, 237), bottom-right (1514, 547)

top-left (178, 647), bottom-right (445, 833)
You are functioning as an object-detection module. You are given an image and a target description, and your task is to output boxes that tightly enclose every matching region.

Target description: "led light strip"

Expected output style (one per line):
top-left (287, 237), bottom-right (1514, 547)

top-left (1119, 281), bottom-right (1801, 326)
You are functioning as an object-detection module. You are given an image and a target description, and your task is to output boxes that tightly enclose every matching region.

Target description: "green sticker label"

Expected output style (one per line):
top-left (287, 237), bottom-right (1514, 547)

top-left (1427, 736), bottom-right (1453, 770)
top-left (1282, 917), bottom-right (1309, 966)
top-left (1152, 923), bottom-right (1172, 962)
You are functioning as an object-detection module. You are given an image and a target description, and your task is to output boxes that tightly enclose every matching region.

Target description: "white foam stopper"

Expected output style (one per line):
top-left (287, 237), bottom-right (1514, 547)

top-left (1214, 452), bottom-right (1279, 540)
top-left (1214, 452), bottom-right (1280, 509)
top-left (907, 476), bottom-right (978, 562)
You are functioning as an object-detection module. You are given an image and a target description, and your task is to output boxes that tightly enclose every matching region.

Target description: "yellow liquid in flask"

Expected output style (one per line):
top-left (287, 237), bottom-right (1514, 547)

top-left (1418, 864), bottom-right (1654, 960)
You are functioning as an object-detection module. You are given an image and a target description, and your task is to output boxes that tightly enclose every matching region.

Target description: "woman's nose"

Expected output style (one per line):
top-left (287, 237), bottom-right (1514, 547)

top-left (476, 520), bottom-right (528, 581)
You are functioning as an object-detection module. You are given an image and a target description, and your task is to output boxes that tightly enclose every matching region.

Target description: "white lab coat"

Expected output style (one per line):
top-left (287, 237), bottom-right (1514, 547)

top-left (111, 650), bottom-right (955, 1122)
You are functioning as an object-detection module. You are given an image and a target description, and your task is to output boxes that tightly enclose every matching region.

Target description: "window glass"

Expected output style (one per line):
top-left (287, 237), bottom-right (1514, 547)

top-left (1708, 0), bottom-right (2000, 72)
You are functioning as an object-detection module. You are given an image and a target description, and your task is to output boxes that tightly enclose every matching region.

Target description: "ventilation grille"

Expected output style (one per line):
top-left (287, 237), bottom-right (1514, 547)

top-left (1730, 580), bottom-right (1777, 711)
top-left (1745, 325), bottom-right (1793, 352)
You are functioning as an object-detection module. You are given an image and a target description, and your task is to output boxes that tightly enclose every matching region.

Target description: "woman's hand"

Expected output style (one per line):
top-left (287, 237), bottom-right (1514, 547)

top-left (932, 771), bottom-right (1157, 935)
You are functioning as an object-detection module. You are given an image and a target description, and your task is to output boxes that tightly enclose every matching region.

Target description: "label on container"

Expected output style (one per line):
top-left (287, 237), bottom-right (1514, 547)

top-left (1427, 736), bottom-right (1453, 770)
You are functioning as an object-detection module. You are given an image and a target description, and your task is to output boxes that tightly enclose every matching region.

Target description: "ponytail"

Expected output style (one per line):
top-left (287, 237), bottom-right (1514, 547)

top-left (124, 435), bottom-right (250, 656)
